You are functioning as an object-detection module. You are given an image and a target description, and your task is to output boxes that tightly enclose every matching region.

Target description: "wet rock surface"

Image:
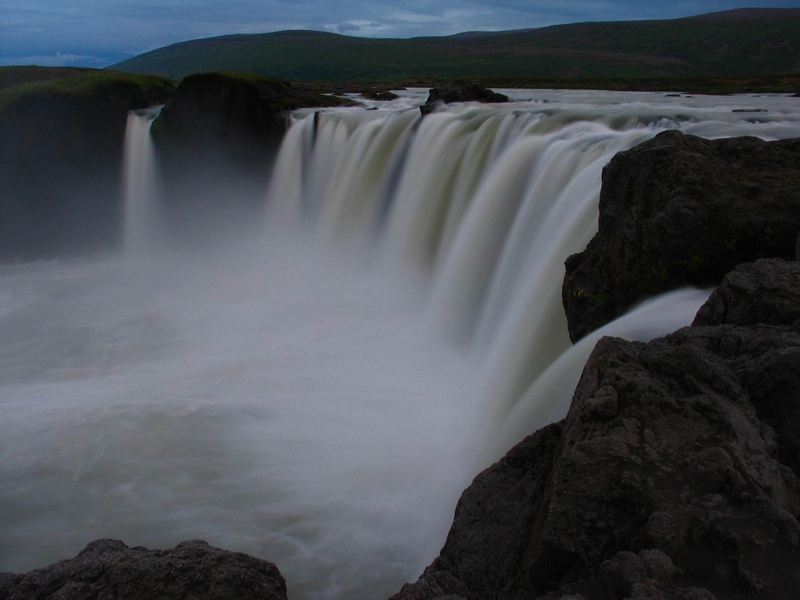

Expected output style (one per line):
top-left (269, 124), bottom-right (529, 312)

top-left (393, 258), bottom-right (800, 600)
top-left (562, 130), bottom-right (800, 342)
top-left (0, 539), bottom-right (287, 600)
top-left (420, 80), bottom-right (509, 115)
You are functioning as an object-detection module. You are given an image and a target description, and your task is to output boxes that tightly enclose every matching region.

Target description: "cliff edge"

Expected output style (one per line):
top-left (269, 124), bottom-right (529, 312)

top-left (562, 130), bottom-right (800, 343)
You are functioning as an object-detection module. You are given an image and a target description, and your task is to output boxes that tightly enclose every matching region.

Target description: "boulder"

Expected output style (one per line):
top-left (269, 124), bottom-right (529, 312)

top-left (420, 80), bottom-right (508, 115)
top-left (394, 258), bottom-right (800, 600)
top-left (562, 130), bottom-right (800, 342)
top-left (0, 539), bottom-right (287, 600)
top-left (0, 69), bottom-right (174, 259)
top-left (362, 87), bottom-right (399, 101)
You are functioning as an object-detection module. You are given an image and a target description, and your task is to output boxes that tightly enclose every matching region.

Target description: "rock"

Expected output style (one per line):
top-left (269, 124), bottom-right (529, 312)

top-left (395, 258), bottom-right (800, 600)
top-left (361, 87), bottom-right (399, 101)
top-left (0, 69), bottom-right (174, 259)
top-left (693, 258), bottom-right (800, 327)
top-left (389, 569), bottom-right (471, 600)
top-left (420, 80), bottom-right (508, 115)
top-left (391, 423), bottom-right (563, 600)
top-left (692, 259), bottom-right (800, 479)
top-left (0, 539), bottom-right (287, 600)
top-left (151, 71), bottom-right (352, 238)
top-left (562, 130), bottom-right (800, 342)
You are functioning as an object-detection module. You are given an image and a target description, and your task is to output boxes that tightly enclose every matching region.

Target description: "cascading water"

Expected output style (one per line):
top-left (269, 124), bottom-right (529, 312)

top-left (121, 107), bottom-right (161, 253)
top-left (2, 90), bottom-right (800, 599)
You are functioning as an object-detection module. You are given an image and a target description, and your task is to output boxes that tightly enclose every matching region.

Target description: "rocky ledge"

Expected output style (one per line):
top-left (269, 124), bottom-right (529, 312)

top-left (420, 80), bottom-right (509, 115)
top-left (562, 130), bottom-right (800, 343)
top-left (393, 257), bottom-right (800, 600)
top-left (151, 71), bottom-right (353, 237)
top-left (0, 539), bottom-right (287, 600)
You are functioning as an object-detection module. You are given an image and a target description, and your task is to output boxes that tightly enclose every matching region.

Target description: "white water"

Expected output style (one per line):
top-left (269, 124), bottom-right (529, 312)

top-left (121, 107), bottom-right (161, 252)
top-left (2, 90), bottom-right (800, 599)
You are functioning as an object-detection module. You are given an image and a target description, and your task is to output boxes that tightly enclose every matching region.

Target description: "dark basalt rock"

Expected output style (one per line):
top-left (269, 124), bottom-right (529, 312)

top-left (420, 80), bottom-right (509, 115)
top-left (151, 71), bottom-right (351, 238)
top-left (0, 71), bottom-right (174, 259)
top-left (562, 130), bottom-right (800, 343)
top-left (394, 258), bottom-right (800, 600)
top-left (692, 259), bottom-right (800, 479)
top-left (391, 423), bottom-right (564, 600)
top-left (0, 539), bottom-right (287, 600)
top-left (362, 87), bottom-right (399, 101)
top-left (693, 258), bottom-right (800, 328)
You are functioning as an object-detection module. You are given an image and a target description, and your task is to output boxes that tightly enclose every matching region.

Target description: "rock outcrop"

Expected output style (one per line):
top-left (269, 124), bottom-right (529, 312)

top-left (0, 539), bottom-right (287, 600)
top-left (420, 80), bottom-right (509, 115)
top-left (0, 70), bottom-right (174, 258)
top-left (562, 130), bottom-right (800, 342)
top-left (361, 87), bottom-right (399, 101)
top-left (151, 71), bottom-right (351, 237)
top-left (393, 258), bottom-right (800, 600)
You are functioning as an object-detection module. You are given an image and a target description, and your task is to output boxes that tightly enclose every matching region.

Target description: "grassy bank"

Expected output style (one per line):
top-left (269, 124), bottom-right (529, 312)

top-left (0, 67), bottom-right (175, 112)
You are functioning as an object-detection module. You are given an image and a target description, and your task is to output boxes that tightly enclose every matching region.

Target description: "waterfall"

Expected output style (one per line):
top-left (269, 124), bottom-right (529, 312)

top-left (266, 103), bottom-right (706, 437)
top-left (266, 92), bottom-right (800, 465)
top-left (121, 107), bottom-right (161, 253)
top-left (3, 90), bottom-right (800, 599)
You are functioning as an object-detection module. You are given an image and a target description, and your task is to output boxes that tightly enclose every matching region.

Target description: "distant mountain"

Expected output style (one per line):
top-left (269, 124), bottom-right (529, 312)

top-left (111, 8), bottom-right (800, 81)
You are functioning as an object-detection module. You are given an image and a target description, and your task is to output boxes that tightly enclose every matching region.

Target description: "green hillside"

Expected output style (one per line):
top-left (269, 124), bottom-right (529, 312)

top-left (111, 8), bottom-right (800, 81)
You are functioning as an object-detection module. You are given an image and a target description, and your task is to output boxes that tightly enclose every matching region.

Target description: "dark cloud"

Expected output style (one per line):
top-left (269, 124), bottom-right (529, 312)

top-left (3, 0), bottom-right (799, 67)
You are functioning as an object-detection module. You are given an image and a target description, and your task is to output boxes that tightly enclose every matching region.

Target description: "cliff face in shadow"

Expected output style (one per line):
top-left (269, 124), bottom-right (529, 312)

top-left (0, 68), bottom-right (348, 258)
top-left (562, 130), bottom-right (800, 343)
top-left (0, 70), bottom-right (175, 259)
top-left (150, 71), bottom-right (352, 242)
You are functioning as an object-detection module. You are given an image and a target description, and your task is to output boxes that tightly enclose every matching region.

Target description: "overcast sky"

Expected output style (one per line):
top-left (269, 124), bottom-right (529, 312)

top-left (2, 0), bottom-right (799, 68)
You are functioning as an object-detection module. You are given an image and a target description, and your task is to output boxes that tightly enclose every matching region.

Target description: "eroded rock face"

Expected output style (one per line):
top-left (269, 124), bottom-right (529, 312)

top-left (394, 258), bottom-right (800, 600)
top-left (0, 73), bottom-right (174, 258)
top-left (0, 539), bottom-right (287, 600)
top-left (151, 72), bottom-right (352, 239)
top-left (420, 80), bottom-right (509, 115)
top-left (562, 130), bottom-right (800, 342)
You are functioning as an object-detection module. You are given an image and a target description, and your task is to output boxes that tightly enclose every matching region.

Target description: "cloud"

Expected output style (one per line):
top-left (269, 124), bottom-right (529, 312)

top-left (330, 20), bottom-right (386, 34)
top-left (0, 52), bottom-right (108, 67)
top-left (4, 0), bottom-right (800, 67)
top-left (336, 22), bottom-right (362, 32)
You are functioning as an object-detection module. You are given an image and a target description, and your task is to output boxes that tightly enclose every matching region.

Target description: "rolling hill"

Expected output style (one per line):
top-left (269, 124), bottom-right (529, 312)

top-left (111, 8), bottom-right (800, 82)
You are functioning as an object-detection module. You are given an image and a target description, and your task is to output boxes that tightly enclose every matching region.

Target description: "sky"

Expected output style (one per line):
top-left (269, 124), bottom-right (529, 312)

top-left (2, 0), bottom-right (799, 68)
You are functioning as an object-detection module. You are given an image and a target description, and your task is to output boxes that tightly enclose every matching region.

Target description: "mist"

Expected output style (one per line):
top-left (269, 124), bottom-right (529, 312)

top-left (2, 90), bottom-right (800, 599)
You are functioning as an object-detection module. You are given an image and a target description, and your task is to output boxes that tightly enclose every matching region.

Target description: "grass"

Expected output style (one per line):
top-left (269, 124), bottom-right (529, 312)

top-left (0, 66), bottom-right (94, 91)
top-left (0, 68), bottom-right (175, 112)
